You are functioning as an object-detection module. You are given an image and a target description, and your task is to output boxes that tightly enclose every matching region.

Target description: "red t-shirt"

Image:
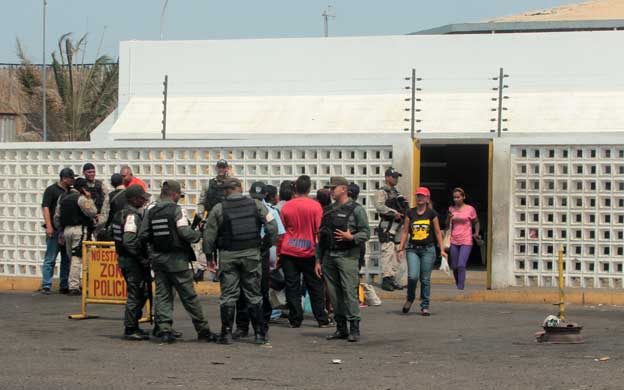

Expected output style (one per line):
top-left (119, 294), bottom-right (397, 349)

top-left (127, 177), bottom-right (147, 191)
top-left (280, 197), bottom-right (323, 258)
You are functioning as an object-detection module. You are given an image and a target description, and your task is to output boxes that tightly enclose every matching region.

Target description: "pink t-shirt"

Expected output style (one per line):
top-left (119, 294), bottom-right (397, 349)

top-left (449, 204), bottom-right (477, 246)
top-left (280, 197), bottom-right (323, 258)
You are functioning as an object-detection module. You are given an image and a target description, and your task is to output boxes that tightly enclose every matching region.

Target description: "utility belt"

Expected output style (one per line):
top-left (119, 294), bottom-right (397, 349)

top-left (376, 218), bottom-right (401, 243)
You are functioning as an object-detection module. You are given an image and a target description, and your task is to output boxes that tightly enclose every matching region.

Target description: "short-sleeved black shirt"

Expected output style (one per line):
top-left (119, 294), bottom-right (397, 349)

top-left (406, 207), bottom-right (439, 247)
top-left (41, 182), bottom-right (67, 224)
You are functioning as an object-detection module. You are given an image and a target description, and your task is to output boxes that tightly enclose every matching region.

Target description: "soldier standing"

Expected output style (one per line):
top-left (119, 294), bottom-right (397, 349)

top-left (202, 178), bottom-right (278, 345)
top-left (111, 185), bottom-right (152, 340)
top-left (195, 159), bottom-right (230, 281)
top-left (56, 178), bottom-right (98, 295)
top-left (81, 163), bottom-right (110, 240)
top-left (374, 168), bottom-right (408, 291)
top-left (138, 180), bottom-right (216, 344)
top-left (320, 176), bottom-right (370, 342)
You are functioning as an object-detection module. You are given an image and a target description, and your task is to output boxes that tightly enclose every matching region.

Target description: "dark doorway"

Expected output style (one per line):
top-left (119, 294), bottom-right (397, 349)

top-left (420, 144), bottom-right (489, 269)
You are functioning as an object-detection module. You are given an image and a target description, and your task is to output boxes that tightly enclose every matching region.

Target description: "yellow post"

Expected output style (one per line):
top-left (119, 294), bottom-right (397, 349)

top-left (486, 140), bottom-right (494, 290)
top-left (68, 241), bottom-right (99, 320)
top-left (557, 245), bottom-right (565, 321)
top-left (412, 138), bottom-right (421, 206)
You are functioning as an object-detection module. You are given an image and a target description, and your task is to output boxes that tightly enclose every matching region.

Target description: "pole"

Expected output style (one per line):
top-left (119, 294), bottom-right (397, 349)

top-left (496, 67), bottom-right (503, 138)
top-left (410, 68), bottom-right (416, 139)
top-left (160, 0), bottom-right (169, 40)
top-left (162, 74), bottom-right (168, 140)
top-left (557, 245), bottom-right (565, 320)
top-left (323, 12), bottom-right (328, 37)
top-left (42, 0), bottom-right (47, 141)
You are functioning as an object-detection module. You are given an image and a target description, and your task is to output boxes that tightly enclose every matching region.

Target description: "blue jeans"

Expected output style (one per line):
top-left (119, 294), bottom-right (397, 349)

top-left (41, 230), bottom-right (70, 289)
top-left (406, 245), bottom-right (436, 309)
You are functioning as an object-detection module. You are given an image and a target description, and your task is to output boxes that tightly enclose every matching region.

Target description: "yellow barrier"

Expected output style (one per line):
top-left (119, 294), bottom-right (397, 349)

top-left (69, 241), bottom-right (151, 321)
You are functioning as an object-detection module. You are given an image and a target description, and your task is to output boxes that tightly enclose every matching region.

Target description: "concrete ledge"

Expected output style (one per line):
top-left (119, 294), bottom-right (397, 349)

top-left (4, 276), bottom-right (622, 306)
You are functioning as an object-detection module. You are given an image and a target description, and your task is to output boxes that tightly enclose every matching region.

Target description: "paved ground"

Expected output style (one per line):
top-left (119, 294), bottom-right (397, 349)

top-left (2, 291), bottom-right (623, 390)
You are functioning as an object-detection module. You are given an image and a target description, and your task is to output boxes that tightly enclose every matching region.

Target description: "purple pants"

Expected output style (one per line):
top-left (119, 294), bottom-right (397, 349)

top-left (450, 244), bottom-right (472, 290)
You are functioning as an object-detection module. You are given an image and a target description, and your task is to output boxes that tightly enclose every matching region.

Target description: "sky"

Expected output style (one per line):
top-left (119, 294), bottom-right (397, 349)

top-left (2, 0), bottom-right (576, 63)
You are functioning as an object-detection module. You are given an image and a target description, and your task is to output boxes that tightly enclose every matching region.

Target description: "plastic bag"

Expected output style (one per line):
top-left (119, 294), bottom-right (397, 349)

top-left (362, 283), bottom-right (382, 306)
top-left (439, 255), bottom-right (452, 276)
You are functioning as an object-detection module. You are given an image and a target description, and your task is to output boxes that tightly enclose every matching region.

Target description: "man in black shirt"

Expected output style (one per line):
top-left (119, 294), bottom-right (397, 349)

top-left (40, 168), bottom-right (75, 295)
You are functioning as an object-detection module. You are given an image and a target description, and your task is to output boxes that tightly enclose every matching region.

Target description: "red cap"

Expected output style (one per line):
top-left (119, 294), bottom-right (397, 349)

top-left (415, 187), bottom-right (430, 197)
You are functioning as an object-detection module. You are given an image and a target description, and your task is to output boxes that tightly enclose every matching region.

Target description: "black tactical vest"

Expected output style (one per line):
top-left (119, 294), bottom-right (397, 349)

top-left (89, 180), bottom-right (105, 213)
top-left (60, 192), bottom-right (92, 228)
top-left (110, 209), bottom-right (136, 257)
top-left (320, 202), bottom-right (358, 251)
top-left (106, 189), bottom-right (127, 226)
top-left (148, 203), bottom-right (180, 253)
top-left (203, 177), bottom-right (227, 213)
top-left (217, 197), bottom-right (261, 251)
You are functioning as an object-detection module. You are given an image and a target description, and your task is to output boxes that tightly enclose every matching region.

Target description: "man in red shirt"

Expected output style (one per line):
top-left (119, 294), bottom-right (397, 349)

top-left (120, 165), bottom-right (147, 191)
top-left (280, 175), bottom-right (331, 328)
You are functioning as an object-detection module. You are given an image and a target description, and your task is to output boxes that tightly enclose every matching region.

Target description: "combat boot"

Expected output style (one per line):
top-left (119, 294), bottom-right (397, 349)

top-left (124, 328), bottom-right (149, 341)
top-left (160, 331), bottom-right (176, 344)
top-left (197, 328), bottom-right (218, 343)
top-left (232, 327), bottom-right (249, 340)
top-left (219, 305), bottom-right (235, 345)
top-left (347, 320), bottom-right (360, 342)
top-left (249, 304), bottom-right (269, 345)
top-left (381, 277), bottom-right (395, 292)
top-left (326, 320), bottom-right (348, 340)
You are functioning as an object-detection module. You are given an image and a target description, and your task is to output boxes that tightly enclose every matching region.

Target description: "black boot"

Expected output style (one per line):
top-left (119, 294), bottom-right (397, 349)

top-left (219, 305), bottom-right (235, 345)
top-left (197, 328), bottom-right (218, 342)
top-left (348, 320), bottom-right (360, 342)
top-left (160, 331), bottom-right (176, 344)
top-left (326, 320), bottom-right (348, 340)
top-left (381, 277), bottom-right (395, 292)
top-left (232, 327), bottom-right (249, 339)
top-left (249, 303), bottom-right (269, 345)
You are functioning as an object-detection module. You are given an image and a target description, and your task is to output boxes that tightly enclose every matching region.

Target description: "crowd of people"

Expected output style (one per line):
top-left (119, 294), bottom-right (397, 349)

top-left (39, 159), bottom-right (482, 344)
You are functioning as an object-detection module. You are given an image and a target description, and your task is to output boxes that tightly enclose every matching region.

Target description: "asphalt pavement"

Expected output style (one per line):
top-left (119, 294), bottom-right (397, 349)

top-left (1, 291), bottom-right (623, 390)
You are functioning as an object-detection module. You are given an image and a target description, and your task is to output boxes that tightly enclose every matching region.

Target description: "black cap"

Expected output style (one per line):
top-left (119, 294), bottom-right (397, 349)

top-left (384, 167), bottom-right (402, 178)
top-left (110, 173), bottom-right (123, 187)
top-left (248, 181), bottom-right (267, 200)
top-left (59, 168), bottom-right (77, 179)
top-left (216, 159), bottom-right (228, 168)
top-left (82, 163), bottom-right (96, 172)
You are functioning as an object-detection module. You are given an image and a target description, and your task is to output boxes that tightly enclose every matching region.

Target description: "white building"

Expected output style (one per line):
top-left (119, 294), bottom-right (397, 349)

top-left (1, 30), bottom-right (623, 289)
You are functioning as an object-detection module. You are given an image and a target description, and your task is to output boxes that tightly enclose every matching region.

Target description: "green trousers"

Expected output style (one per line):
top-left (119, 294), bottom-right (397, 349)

top-left (119, 257), bottom-right (148, 330)
top-left (323, 254), bottom-right (361, 322)
top-left (154, 269), bottom-right (210, 334)
top-left (219, 255), bottom-right (262, 307)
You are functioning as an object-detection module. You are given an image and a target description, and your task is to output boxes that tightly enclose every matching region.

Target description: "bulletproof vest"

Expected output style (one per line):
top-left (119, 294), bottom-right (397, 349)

top-left (381, 187), bottom-right (406, 221)
top-left (217, 197), bottom-right (261, 251)
top-left (110, 208), bottom-right (136, 257)
top-left (60, 192), bottom-right (92, 228)
top-left (203, 177), bottom-right (227, 213)
top-left (320, 201), bottom-right (358, 251)
top-left (107, 189), bottom-right (127, 226)
top-left (148, 203), bottom-right (180, 253)
top-left (89, 180), bottom-right (105, 213)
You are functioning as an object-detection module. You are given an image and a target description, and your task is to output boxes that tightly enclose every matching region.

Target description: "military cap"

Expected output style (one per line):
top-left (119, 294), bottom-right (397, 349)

top-left (162, 180), bottom-right (185, 197)
top-left (216, 159), bottom-right (229, 168)
top-left (223, 177), bottom-right (242, 189)
top-left (59, 167), bottom-right (77, 179)
top-left (328, 176), bottom-right (349, 188)
top-left (384, 167), bottom-right (402, 178)
top-left (125, 184), bottom-right (151, 200)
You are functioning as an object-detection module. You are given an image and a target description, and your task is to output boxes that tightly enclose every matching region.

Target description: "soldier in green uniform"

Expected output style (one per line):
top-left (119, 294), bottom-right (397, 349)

top-left (195, 159), bottom-right (230, 281)
top-left (110, 185), bottom-right (151, 340)
top-left (202, 177), bottom-right (278, 345)
top-left (138, 180), bottom-right (217, 344)
top-left (319, 176), bottom-right (370, 342)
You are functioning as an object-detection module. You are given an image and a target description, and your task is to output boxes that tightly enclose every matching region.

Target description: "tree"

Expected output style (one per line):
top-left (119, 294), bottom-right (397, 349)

top-left (15, 32), bottom-right (118, 141)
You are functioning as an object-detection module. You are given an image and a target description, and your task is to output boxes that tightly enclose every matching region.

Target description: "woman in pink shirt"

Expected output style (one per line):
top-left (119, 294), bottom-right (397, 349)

top-left (445, 188), bottom-right (480, 290)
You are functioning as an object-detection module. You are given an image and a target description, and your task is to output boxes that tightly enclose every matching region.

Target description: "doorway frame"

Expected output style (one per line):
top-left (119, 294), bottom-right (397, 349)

top-left (412, 138), bottom-right (494, 289)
